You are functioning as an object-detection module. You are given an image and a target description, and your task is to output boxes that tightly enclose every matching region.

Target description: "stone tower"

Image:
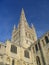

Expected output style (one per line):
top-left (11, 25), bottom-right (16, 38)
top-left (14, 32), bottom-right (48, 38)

top-left (12, 8), bottom-right (37, 48)
top-left (0, 8), bottom-right (49, 65)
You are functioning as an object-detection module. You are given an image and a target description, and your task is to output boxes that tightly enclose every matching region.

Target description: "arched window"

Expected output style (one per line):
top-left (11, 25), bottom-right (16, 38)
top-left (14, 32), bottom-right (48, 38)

top-left (42, 40), bottom-right (45, 46)
top-left (38, 41), bottom-right (41, 49)
top-left (24, 50), bottom-right (30, 58)
top-left (35, 44), bottom-right (38, 52)
top-left (45, 36), bottom-right (49, 43)
top-left (11, 45), bottom-right (17, 54)
top-left (36, 56), bottom-right (41, 65)
top-left (12, 59), bottom-right (14, 65)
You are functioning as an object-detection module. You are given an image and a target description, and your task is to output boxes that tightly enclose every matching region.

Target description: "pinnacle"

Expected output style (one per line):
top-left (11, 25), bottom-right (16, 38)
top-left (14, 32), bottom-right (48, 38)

top-left (14, 24), bottom-right (16, 30)
top-left (21, 8), bottom-right (25, 15)
top-left (31, 23), bottom-right (34, 27)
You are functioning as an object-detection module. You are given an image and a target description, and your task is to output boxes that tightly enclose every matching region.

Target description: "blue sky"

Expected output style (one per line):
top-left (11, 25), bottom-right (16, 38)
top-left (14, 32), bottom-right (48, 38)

top-left (0, 0), bottom-right (49, 42)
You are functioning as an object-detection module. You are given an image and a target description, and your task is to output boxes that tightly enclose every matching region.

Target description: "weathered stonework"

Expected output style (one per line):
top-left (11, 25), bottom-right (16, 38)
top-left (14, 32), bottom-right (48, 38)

top-left (0, 8), bottom-right (49, 65)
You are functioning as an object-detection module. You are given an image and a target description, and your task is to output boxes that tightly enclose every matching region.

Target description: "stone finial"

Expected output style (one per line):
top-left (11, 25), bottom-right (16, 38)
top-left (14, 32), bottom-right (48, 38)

top-left (31, 23), bottom-right (34, 28)
top-left (14, 24), bottom-right (16, 30)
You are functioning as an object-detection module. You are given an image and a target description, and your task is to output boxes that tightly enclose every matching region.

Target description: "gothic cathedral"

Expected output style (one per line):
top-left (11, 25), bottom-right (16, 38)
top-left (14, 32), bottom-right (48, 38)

top-left (0, 8), bottom-right (49, 65)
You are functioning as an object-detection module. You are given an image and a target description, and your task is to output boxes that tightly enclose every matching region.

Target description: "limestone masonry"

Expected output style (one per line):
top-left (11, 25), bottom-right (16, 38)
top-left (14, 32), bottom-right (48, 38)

top-left (0, 8), bottom-right (49, 65)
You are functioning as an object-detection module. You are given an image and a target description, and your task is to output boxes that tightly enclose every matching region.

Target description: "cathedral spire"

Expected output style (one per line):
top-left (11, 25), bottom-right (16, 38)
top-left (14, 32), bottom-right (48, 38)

top-left (21, 8), bottom-right (25, 16)
top-left (18, 8), bottom-right (29, 28)
top-left (20, 8), bottom-right (26, 22)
